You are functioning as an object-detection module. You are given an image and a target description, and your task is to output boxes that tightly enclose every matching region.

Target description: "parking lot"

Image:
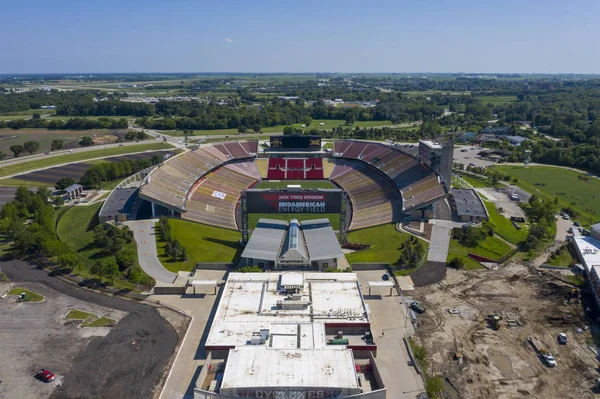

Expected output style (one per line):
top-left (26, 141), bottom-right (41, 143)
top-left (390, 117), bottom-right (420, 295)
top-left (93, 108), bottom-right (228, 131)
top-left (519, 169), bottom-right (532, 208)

top-left (355, 270), bottom-right (424, 399)
top-left (0, 281), bottom-right (126, 399)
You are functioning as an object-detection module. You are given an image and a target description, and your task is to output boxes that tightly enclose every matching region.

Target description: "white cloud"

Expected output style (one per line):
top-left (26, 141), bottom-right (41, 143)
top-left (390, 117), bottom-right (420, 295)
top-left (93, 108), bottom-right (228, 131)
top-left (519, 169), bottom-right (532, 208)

top-left (225, 38), bottom-right (233, 43)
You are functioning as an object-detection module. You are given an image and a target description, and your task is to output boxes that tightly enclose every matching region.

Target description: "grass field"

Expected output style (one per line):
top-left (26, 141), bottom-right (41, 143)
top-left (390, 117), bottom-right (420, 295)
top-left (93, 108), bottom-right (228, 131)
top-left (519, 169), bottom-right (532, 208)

top-left (456, 174), bottom-right (497, 188)
top-left (483, 200), bottom-right (528, 244)
top-left (0, 142), bottom-right (172, 178)
top-left (345, 223), bottom-right (423, 264)
top-left (66, 309), bottom-right (95, 320)
top-left (254, 180), bottom-right (335, 189)
top-left (546, 245), bottom-right (577, 267)
top-left (162, 119), bottom-right (394, 137)
top-left (493, 165), bottom-right (600, 226)
top-left (0, 110), bottom-right (54, 120)
top-left (56, 203), bottom-right (102, 255)
top-left (248, 213), bottom-right (340, 230)
top-left (477, 95), bottom-right (519, 105)
top-left (446, 235), bottom-right (512, 270)
top-left (8, 287), bottom-right (45, 302)
top-left (155, 219), bottom-right (242, 272)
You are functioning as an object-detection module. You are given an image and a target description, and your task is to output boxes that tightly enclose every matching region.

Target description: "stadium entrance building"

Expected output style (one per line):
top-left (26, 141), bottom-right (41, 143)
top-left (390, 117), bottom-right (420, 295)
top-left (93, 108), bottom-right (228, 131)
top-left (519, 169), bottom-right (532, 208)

top-left (241, 218), bottom-right (346, 270)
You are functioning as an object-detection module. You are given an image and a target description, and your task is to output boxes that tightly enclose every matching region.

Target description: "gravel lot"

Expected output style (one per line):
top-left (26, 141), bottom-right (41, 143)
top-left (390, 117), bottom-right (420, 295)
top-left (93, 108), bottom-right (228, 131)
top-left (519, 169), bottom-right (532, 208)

top-left (2, 260), bottom-right (179, 399)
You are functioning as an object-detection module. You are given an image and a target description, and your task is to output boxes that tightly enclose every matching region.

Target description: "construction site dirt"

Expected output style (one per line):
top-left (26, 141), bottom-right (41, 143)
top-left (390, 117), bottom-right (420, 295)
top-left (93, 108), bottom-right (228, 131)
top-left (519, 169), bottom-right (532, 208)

top-left (410, 262), bottom-right (600, 399)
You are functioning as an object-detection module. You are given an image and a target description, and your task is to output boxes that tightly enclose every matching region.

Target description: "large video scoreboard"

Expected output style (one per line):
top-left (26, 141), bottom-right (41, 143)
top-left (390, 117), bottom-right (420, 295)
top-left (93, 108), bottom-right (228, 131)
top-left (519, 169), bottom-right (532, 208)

top-left (246, 189), bottom-right (342, 214)
top-left (269, 135), bottom-right (321, 150)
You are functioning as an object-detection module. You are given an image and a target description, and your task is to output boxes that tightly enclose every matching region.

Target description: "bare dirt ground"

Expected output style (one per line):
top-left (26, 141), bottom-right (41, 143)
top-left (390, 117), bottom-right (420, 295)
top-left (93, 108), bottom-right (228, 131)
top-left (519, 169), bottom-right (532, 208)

top-left (412, 263), bottom-right (600, 399)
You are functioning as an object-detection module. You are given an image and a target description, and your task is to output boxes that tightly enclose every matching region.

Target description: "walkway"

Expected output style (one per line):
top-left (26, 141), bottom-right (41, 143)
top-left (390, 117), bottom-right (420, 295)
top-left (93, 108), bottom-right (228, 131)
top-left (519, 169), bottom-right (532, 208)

top-left (126, 219), bottom-right (177, 284)
top-left (427, 220), bottom-right (462, 263)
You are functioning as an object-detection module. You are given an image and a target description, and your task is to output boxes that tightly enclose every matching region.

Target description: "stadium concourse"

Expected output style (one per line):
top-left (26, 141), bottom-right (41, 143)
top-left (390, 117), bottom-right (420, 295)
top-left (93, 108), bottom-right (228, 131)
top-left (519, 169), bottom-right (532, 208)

top-left (136, 138), bottom-right (449, 232)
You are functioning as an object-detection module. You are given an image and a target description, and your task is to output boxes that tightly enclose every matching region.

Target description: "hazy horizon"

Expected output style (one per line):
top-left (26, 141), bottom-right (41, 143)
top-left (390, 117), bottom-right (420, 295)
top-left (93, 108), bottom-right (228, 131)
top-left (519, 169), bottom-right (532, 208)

top-left (1, 0), bottom-right (599, 74)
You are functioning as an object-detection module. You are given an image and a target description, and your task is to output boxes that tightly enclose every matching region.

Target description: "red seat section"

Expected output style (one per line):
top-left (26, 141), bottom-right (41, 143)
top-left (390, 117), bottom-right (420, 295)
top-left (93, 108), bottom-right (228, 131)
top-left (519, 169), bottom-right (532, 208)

top-left (287, 159), bottom-right (305, 169)
top-left (306, 158), bottom-right (323, 169)
top-left (268, 158), bottom-right (286, 169)
top-left (306, 169), bottom-right (324, 179)
top-left (267, 168), bottom-right (286, 179)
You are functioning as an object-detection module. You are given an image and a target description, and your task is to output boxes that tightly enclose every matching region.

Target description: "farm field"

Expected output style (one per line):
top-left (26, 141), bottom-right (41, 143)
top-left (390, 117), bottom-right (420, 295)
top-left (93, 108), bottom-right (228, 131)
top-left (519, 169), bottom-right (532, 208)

top-left (345, 223), bottom-right (422, 264)
top-left (0, 142), bottom-right (173, 178)
top-left (254, 180), bottom-right (335, 189)
top-left (476, 95), bottom-right (519, 104)
top-left (155, 219), bottom-right (241, 272)
top-left (493, 165), bottom-right (600, 226)
top-left (0, 129), bottom-right (129, 157)
top-left (248, 213), bottom-right (340, 231)
top-left (9, 150), bottom-right (171, 186)
top-left (161, 119), bottom-right (394, 137)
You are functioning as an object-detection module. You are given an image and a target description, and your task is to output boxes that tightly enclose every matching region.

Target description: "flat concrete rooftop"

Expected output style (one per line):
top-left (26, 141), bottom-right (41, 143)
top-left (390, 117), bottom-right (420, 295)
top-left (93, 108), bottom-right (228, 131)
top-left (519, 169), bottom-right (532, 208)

top-left (205, 272), bottom-right (369, 348)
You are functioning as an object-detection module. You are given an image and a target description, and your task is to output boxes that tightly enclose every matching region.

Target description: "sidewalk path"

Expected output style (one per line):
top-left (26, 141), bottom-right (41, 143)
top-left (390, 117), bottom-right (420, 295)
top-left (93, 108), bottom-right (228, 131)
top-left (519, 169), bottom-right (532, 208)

top-left (126, 219), bottom-right (177, 284)
top-left (427, 220), bottom-right (462, 263)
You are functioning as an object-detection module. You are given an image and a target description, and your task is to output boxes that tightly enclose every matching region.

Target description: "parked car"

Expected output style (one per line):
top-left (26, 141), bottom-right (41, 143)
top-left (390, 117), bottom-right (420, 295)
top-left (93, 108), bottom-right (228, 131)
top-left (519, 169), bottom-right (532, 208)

top-left (410, 301), bottom-right (426, 314)
top-left (558, 333), bottom-right (568, 344)
top-left (36, 369), bottom-right (55, 382)
top-left (448, 308), bottom-right (460, 314)
top-left (563, 215), bottom-right (570, 220)
top-left (543, 353), bottom-right (557, 367)
top-left (382, 273), bottom-right (390, 281)
top-left (574, 221), bottom-right (581, 227)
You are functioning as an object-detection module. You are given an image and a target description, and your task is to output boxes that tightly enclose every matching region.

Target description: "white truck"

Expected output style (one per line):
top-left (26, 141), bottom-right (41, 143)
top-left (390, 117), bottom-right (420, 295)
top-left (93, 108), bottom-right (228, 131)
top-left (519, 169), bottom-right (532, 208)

top-left (528, 337), bottom-right (557, 367)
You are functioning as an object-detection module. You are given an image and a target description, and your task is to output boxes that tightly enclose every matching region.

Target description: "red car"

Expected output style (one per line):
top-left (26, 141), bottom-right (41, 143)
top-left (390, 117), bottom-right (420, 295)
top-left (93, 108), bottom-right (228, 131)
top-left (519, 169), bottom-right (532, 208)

top-left (37, 369), bottom-right (55, 382)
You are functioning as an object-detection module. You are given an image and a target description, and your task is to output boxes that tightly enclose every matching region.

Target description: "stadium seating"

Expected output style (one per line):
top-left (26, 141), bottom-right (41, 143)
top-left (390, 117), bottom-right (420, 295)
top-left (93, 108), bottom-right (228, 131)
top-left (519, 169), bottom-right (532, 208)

top-left (332, 140), bottom-right (447, 210)
top-left (254, 159), bottom-right (269, 178)
top-left (322, 159), bottom-right (336, 178)
top-left (265, 157), bottom-right (324, 180)
top-left (330, 160), bottom-right (403, 230)
top-left (183, 162), bottom-right (260, 229)
top-left (140, 141), bottom-right (257, 210)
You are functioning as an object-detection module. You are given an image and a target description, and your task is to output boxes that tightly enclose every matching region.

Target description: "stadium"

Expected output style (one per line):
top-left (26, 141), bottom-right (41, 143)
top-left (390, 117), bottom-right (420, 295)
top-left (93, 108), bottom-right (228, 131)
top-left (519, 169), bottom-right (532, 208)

top-left (103, 136), bottom-right (452, 247)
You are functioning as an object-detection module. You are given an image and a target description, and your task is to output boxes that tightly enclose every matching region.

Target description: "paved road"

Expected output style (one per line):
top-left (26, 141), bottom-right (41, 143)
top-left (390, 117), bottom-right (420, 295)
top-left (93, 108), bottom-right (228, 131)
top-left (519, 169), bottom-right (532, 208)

top-left (126, 219), bottom-right (178, 284)
top-left (428, 220), bottom-right (462, 263)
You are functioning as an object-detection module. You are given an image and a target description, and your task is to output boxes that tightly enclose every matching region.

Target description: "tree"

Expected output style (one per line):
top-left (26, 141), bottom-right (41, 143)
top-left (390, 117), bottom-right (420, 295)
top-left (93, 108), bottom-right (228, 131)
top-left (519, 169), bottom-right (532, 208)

top-left (50, 139), bottom-right (64, 151)
top-left (102, 259), bottom-right (120, 284)
top-left (115, 250), bottom-right (136, 270)
top-left (10, 144), bottom-right (24, 157)
top-left (283, 126), bottom-right (295, 135)
top-left (0, 151), bottom-right (5, 160)
top-left (180, 247), bottom-right (188, 262)
top-left (23, 141), bottom-right (40, 154)
top-left (90, 261), bottom-right (103, 281)
top-left (237, 125), bottom-right (247, 133)
top-left (56, 177), bottom-right (77, 190)
top-left (79, 136), bottom-right (94, 147)
top-left (58, 253), bottom-right (81, 272)
top-left (448, 257), bottom-right (465, 269)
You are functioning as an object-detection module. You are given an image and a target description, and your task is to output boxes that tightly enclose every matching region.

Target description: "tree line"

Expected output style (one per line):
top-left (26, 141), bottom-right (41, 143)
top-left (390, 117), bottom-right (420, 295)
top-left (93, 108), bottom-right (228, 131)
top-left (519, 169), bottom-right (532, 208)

top-left (157, 217), bottom-right (188, 262)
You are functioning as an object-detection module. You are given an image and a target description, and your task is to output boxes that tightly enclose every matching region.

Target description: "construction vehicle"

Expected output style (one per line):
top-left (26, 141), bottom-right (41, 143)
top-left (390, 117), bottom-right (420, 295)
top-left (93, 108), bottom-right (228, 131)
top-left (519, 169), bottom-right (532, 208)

top-left (487, 314), bottom-right (502, 330)
top-left (528, 337), bottom-right (557, 367)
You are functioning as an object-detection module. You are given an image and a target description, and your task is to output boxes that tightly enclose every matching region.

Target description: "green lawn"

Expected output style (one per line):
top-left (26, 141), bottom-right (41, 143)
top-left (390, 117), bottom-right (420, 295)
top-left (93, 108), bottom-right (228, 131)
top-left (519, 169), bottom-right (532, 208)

top-left (483, 200), bottom-right (528, 244)
top-left (457, 174), bottom-right (495, 188)
top-left (493, 165), bottom-right (600, 226)
top-left (66, 309), bottom-right (116, 327)
top-left (0, 110), bottom-right (55, 120)
top-left (248, 213), bottom-right (340, 231)
top-left (447, 234), bottom-right (512, 270)
top-left (56, 203), bottom-right (102, 253)
top-left (0, 142), bottom-right (173, 178)
top-left (345, 224), bottom-right (423, 264)
top-left (66, 309), bottom-right (95, 320)
top-left (546, 245), bottom-right (577, 267)
top-left (8, 287), bottom-right (45, 302)
top-left (477, 95), bottom-right (519, 105)
top-left (155, 219), bottom-right (242, 272)
top-left (254, 180), bottom-right (335, 189)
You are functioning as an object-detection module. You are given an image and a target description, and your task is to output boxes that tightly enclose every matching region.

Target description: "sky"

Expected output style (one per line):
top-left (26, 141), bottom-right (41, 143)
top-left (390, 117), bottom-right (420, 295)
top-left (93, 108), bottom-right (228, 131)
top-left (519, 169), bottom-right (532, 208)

top-left (1, 0), bottom-right (599, 74)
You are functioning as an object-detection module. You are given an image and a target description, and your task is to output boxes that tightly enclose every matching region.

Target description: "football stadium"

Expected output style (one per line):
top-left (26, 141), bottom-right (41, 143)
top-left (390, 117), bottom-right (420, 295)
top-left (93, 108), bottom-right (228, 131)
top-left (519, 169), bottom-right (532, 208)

top-left (110, 136), bottom-right (452, 246)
